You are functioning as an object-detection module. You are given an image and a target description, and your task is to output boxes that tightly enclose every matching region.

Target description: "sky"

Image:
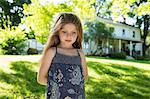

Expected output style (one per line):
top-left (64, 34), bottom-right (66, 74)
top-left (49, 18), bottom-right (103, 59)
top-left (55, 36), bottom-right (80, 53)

top-left (39, 0), bottom-right (67, 5)
top-left (7, 0), bottom-right (13, 3)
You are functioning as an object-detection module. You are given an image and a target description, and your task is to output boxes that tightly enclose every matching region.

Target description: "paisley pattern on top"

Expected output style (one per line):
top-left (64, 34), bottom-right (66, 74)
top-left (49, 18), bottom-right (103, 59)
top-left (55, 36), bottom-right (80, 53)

top-left (46, 47), bottom-right (85, 99)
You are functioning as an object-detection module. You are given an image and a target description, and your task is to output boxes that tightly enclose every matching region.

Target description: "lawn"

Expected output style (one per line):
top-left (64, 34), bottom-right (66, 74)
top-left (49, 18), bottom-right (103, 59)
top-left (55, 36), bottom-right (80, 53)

top-left (0, 55), bottom-right (150, 99)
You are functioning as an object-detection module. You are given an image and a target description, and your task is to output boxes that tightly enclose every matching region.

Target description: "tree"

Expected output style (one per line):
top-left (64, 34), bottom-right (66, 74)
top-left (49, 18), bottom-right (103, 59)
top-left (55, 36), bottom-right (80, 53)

top-left (23, 0), bottom-right (96, 44)
top-left (84, 20), bottom-right (114, 55)
top-left (0, 0), bottom-right (31, 28)
top-left (23, 0), bottom-right (74, 44)
top-left (94, 0), bottom-right (113, 19)
top-left (71, 0), bottom-right (96, 20)
top-left (25, 27), bottom-right (36, 39)
top-left (111, 0), bottom-right (150, 56)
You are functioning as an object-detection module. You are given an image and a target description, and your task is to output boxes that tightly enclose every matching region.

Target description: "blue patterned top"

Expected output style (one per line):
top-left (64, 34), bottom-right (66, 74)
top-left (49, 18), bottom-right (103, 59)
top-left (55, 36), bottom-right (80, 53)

top-left (46, 47), bottom-right (85, 99)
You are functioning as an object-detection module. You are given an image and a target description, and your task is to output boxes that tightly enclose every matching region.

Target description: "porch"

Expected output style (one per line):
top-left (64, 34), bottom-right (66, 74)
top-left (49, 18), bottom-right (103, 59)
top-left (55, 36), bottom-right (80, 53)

top-left (104, 39), bottom-right (143, 56)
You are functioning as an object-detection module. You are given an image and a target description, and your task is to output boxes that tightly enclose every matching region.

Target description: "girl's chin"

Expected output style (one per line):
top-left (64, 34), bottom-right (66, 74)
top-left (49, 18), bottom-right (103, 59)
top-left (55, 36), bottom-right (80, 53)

top-left (59, 43), bottom-right (73, 47)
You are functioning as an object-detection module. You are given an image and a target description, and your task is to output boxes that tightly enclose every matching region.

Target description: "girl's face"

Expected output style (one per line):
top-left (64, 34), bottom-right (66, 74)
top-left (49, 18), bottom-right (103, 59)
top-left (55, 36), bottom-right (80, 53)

top-left (59, 23), bottom-right (78, 48)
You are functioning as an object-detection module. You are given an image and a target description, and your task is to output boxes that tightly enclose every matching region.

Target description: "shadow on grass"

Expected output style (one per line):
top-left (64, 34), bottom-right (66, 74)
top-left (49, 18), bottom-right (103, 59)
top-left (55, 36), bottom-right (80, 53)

top-left (0, 61), bottom-right (45, 98)
top-left (87, 56), bottom-right (150, 65)
top-left (86, 61), bottom-right (150, 99)
top-left (0, 60), bottom-right (149, 99)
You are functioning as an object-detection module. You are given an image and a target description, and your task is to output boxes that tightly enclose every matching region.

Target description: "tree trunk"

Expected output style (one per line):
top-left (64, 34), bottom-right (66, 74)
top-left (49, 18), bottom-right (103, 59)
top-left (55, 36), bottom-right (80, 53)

top-left (142, 15), bottom-right (149, 56)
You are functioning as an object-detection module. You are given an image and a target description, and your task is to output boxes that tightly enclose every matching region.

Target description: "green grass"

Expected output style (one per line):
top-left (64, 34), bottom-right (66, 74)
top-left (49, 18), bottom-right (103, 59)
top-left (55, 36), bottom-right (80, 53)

top-left (87, 56), bottom-right (150, 64)
top-left (0, 61), bottom-right (45, 98)
top-left (0, 55), bottom-right (150, 98)
top-left (86, 61), bottom-right (150, 99)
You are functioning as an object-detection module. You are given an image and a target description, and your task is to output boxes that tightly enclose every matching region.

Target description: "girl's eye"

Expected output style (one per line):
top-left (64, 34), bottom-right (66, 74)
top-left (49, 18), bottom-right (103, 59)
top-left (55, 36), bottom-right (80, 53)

top-left (72, 32), bottom-right (76, 35)
top-left (62, 31), bottom-right (67, 34)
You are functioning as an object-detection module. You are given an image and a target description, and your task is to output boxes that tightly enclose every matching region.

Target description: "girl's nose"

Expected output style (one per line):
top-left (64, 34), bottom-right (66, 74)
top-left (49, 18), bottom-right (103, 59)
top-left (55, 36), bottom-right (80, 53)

top-left (67, 33), bottom-right (72, 38)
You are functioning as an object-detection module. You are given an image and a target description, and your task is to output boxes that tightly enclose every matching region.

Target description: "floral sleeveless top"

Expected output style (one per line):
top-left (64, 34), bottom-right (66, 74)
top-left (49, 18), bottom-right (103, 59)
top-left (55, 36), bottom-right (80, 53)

top-left (46, 47), bottom-right (85, 99)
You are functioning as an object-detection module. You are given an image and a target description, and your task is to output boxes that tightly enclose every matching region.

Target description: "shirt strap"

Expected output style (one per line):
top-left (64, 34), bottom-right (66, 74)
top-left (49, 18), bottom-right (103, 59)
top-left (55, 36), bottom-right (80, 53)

top-left (77, 49), bottom-right (80, 56)
top-left (56, 46), bottom-right (57, 54)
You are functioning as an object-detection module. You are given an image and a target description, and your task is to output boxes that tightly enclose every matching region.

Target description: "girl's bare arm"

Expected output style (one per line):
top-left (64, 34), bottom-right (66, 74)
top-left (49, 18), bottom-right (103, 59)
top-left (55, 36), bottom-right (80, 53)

top-left (37, 47), bottom-right (55, 85)
top-left (79, 49), bottom-right (88, 80)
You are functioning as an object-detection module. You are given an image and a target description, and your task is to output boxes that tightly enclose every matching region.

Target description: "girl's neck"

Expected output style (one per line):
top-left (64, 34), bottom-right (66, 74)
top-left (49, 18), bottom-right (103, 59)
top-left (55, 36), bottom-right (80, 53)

top-left (57, 44), bottom-right (74, 49)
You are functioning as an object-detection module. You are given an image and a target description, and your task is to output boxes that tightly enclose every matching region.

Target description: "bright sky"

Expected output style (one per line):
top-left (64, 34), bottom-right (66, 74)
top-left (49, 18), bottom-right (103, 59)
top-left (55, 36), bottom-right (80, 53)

top-left (39, 0), bottom-right (67, 5)
top-left (114, 16), bottom-right (136, 26)
top-left (7, 0), bottom-right (13, 3)
top-left (7, 0), bottom-right (66, 5)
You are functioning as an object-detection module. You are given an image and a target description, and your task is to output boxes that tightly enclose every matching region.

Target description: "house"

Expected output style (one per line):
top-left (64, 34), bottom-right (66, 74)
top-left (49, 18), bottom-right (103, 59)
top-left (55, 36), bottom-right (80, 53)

top-left (84, 17), bottom-right (143, 56)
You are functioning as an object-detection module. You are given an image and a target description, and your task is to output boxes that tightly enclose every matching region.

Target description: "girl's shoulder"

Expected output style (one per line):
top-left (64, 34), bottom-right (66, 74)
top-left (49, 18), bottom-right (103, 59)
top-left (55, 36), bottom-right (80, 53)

top-left (40, 47), bottom-right (56, 64)
top-left (49, 47), bottom-right (56, 51)
top-left (77, 49), bottom-right (84, 53)
top-left (77, 49), bottom-right (85, 57)
top-left (46, 47), bottom-right (56, 58)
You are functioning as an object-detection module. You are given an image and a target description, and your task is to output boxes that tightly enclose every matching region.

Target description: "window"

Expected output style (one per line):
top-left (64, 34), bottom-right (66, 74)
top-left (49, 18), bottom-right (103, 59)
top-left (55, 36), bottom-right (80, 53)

top-left (122, 29), bottom-right (125, 35)
top-left (133, 31), bottom-right (135, 38)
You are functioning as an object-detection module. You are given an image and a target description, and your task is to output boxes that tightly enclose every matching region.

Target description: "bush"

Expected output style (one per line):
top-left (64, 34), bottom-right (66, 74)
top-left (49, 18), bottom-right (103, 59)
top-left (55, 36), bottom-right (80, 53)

top-left (134, 55), bottom-right (150, 61)
top-left (0, 26), bottom-right (27, 55)
top-left (27, 48), bottom-right (38, 55)
top-left (110, 52), bottom-right (126, 59)
top-left (143, 55), bottom-right (150, 61)
top-left (134, 56), bottom-right (145, 60)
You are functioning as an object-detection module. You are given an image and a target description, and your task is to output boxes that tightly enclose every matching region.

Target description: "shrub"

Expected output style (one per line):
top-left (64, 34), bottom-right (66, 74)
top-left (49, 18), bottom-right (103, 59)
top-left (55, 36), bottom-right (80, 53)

top-left (0, 26), bottom-right (27, 55)
top-left (134, 56), bottom-right (145, 60)
top-left (143, 55), bottom-right (150, 61)
top-left (110, 52), bottom-right (126, 59)
top-left (133, 54), bottom-right (150, 61)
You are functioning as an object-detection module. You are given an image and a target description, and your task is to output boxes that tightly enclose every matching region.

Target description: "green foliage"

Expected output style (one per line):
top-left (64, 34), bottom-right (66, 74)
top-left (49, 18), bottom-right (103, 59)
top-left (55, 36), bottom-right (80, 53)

top-left (95, 0), bottom-right (113, 18)
top-left (25, 27), bottom-right (35, 39)
top-left (134, 55), bottom-right (150, 61)
top-left (23, 0), bottom-right (95, 44)
top-left (111, 0), bottom-right (150, 20)
top-left (110, 52), bottom-right (126, 59)
top-left (134, 55), bottom-right (145, 60)
top-left (0, 0), bottom-right (31, 28)
top-left (72, 0), bottom-right (96, 20)
top-left (23, 1), bottom-right (74, 44)
top-left (0, 26), bottom-right (27, 55)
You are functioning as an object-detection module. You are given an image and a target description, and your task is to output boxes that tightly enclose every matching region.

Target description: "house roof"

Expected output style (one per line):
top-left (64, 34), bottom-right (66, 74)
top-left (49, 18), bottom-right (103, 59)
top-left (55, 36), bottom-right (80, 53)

top-left (97, 17), bottom-right (140, 30)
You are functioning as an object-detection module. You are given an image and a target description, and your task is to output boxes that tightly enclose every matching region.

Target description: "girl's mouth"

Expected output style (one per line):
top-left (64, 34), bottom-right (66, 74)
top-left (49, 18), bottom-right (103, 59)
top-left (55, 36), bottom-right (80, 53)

top-left (65, 40), bottom-right (72, 42)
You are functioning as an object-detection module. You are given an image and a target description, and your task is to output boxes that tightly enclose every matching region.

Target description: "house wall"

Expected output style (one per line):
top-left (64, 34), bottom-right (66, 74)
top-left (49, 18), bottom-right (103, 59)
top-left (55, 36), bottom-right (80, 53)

top-left (113, 25), bottom-right (141, 42)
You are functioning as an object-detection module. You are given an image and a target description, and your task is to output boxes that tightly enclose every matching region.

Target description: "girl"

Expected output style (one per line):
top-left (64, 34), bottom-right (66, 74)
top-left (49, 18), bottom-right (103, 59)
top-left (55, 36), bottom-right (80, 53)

top-left (37, 12), bottom-right (88, 99)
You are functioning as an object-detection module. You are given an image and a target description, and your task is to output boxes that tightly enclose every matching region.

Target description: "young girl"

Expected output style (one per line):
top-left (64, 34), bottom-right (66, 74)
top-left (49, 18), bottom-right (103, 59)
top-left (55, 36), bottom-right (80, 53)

top-left (37, 12), bottom-right (88, 99)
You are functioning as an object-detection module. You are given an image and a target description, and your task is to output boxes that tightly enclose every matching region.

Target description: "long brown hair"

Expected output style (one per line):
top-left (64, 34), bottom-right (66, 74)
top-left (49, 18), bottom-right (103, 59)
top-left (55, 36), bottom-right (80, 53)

top-left (43, 12), bottom-right (83, 55)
